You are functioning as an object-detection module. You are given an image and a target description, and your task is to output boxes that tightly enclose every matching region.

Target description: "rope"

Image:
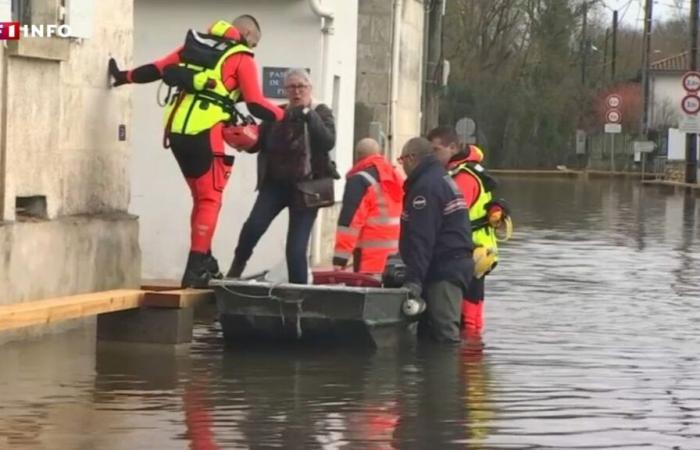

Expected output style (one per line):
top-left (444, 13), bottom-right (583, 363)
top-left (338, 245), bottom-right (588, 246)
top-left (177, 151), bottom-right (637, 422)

top-left (218, 282), bottom-right (306, 338)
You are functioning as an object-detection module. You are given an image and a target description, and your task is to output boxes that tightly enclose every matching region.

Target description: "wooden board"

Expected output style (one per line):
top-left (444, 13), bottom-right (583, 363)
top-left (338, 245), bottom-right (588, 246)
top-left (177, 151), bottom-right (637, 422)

top-left (140, 279), bottom-right (182, 292)
top-left (142, 289), bottom-right (215, 309)
top-left (0, 289), bottom-right (145, 332)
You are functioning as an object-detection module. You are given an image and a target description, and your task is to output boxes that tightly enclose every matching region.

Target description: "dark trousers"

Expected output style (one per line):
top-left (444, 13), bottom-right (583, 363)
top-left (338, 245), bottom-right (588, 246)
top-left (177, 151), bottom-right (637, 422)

top-left (234, 181), bottom-right (318, 284)
top-left (417, 280), bottom-right (463, 343)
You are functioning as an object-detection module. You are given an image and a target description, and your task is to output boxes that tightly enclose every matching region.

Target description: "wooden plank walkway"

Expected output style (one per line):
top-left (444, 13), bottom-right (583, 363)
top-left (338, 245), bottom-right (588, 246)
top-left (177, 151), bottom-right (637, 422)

top-left (0, 284), bottom-right (216, 333)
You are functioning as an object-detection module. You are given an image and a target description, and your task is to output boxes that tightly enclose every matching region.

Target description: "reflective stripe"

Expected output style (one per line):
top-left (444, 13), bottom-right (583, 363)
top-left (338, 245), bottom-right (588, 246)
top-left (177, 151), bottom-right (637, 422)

top-left (356, 171), bottom-right (378, 186)
top-left (358, 239), bottom-right (399, 249)
top-left (337, 226), bottom-right (360, 236)
top-left (367, 216), bottom-right (401, 225)
top-left (357, 170), bottom-right (391, 219)
top-left (333, 251), bottom-right (352, 260)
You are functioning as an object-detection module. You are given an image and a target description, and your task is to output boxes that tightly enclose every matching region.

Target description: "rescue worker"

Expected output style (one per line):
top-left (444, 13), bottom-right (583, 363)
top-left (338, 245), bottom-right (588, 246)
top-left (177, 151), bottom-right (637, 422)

top-left (108, 15), bottom-right (284, 288)
top-left (427, 127), bottom-right (504, 339)
top-left (333, 138), bottom-right (404, 274)
top-left (398, 137), bottom-right (474, 343)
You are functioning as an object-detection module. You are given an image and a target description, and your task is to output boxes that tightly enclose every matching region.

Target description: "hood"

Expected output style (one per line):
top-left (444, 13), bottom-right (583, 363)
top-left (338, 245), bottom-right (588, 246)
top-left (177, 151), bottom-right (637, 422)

top-left (348, 154), bottom-right (404, 202)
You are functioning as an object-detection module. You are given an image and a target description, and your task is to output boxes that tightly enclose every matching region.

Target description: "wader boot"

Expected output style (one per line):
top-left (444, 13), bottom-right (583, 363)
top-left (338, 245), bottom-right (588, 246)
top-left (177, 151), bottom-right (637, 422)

top-left (182, 251), bottom-right (211, 288)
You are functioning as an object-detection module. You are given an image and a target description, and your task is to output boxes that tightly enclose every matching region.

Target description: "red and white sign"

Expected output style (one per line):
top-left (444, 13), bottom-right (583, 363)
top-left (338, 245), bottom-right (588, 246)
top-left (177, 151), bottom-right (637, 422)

top-left (682, 71), bottom-right (700, 92)
top-left (606, 109), bottom-right (622, 124)
top-left (606, 94), bottom-right (622, 109)
top-left (0, 22), bottom-right (20, 40)
top-left (681, 94), bottom-right (700, 115)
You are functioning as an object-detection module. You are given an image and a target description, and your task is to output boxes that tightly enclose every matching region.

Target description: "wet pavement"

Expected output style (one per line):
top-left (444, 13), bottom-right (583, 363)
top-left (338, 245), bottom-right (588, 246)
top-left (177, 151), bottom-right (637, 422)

top-left (1, 177), bottom-right (699, 449)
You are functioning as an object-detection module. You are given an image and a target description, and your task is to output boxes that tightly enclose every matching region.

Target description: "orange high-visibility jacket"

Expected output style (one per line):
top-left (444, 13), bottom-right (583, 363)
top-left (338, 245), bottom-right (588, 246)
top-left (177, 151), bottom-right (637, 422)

top-left (333, 155), bottom-right (404, 274)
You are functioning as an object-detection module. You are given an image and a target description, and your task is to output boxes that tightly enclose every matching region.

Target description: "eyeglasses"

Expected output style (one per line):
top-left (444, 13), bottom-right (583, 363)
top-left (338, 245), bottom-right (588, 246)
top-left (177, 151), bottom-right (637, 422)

top-left (285, 84), bottom-right (310, 92)
top-left (397, 153), bottom-right (416, 164)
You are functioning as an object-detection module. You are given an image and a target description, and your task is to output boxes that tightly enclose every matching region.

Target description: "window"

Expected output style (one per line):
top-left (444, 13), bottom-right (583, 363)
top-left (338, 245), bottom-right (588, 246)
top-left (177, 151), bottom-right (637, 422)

top-left (11, 0), bottom-right (31, 24)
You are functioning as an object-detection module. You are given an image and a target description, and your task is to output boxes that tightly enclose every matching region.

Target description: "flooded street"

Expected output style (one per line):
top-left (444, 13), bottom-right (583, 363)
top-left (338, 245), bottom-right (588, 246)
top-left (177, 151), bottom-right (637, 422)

top-left (2, 177), bottom-right (700, 449)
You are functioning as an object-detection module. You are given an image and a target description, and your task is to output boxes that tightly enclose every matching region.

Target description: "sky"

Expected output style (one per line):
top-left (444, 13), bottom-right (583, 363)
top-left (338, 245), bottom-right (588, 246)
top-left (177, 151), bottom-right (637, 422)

top-left (604, 0), bottom-right (689, 28)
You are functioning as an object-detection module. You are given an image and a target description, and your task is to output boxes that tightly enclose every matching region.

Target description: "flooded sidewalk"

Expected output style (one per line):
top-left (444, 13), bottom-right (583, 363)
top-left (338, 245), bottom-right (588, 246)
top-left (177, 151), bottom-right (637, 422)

top-left (1, 177), bottom-right (699, 450)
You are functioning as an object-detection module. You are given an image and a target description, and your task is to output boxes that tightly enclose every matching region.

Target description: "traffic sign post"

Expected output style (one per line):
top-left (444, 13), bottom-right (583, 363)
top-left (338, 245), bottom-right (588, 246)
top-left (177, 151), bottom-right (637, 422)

top-left (681, 71), bottom-right (700, 184)
top-left (604, 93), bottom-right (623, 173)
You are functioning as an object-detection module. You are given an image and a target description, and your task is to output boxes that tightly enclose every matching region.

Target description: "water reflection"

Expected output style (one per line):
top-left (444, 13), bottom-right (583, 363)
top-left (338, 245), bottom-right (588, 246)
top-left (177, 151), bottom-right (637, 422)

top-left (1, 178), bottom-right (699, 449)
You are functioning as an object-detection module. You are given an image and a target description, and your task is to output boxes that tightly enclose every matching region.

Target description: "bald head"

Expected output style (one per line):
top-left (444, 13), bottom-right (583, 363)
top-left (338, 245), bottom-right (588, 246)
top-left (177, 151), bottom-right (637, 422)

top-left (355, 138), bottom-right (381, 159)
top-left (233, 15), bottom-right (262, 47)
top-left (402, 137), bottom-right (433, 158)
top-left (399, 137), bottom-right (433, 175)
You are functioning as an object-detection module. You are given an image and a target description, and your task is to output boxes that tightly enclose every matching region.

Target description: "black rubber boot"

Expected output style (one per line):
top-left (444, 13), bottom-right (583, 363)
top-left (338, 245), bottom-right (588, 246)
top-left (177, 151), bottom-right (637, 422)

top-left (226, 258), bottom-right (246, 279)
top-left (181, 251), bottom-right (211, 289)
top-left (205, 251), bottom-right (223, 279)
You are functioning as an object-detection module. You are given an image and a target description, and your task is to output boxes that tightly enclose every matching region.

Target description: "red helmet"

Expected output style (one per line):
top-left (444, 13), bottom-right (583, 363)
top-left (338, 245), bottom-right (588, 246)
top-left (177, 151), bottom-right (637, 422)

top-left (222, 123), bottom-right (259, 152)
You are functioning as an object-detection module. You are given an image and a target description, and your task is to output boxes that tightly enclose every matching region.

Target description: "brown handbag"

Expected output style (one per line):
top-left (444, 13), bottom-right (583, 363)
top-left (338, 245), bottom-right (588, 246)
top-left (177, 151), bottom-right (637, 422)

top-left (294, 120), bottom-right (335, 208)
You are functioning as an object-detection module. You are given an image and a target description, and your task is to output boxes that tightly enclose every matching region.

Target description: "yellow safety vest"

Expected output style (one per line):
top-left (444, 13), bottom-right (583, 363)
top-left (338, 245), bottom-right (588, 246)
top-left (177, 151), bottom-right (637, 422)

top-left (449, 162), bottom-right (499, 261)
top-left (163, 38), bottom-right (252, 135)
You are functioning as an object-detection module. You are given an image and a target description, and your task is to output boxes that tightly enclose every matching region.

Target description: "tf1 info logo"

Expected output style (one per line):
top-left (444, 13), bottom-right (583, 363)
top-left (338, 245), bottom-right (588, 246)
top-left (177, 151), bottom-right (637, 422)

top-left (0, 22), bottom-right (72, 40)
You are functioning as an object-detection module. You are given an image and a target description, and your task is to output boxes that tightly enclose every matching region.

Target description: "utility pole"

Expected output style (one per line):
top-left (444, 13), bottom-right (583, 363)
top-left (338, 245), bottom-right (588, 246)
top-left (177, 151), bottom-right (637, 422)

top-left (422, 0), bottom-right (444, 133)
top-left (686, 0), bottom-right (699, 184)
top-left (581, 0), bottom-right (588, 85)
top-left (603, 29), bottom-right (610, 83)
top-left (612, 10), bottom-right (618, 80)
top-left (640, 0), bottom-right (653, 138)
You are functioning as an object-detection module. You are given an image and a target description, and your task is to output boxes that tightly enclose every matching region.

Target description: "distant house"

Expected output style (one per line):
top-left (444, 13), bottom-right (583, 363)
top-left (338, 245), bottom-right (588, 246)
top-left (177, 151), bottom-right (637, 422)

top-left (648, 51), bottom-right (687, 130)
top-left (648, 51), bottom-right (700, 181)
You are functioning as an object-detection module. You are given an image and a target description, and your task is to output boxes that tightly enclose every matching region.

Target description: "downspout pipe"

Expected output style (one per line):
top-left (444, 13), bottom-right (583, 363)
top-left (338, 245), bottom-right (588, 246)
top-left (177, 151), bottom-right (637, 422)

top-left (390, 0), bottom-right (403, 160)
top-left (308, 0), bottom-right (335, 267)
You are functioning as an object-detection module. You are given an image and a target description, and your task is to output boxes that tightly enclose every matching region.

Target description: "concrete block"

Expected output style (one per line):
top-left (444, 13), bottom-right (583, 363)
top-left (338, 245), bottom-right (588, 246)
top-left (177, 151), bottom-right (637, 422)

top-left (357, 43), bottom-right (391, 74)
top-left (357, 14), bottom-right (372, 44)
top-left (97, 307), bottom-right (194, 345)
top-left (0, 213), bottom-right (141, 305)
top-left (359, 0), bottom-right (393, 15)
top-left (356, 73), bottom-right (390, 104)
top-left (371, 16), bottom-right (392, 45)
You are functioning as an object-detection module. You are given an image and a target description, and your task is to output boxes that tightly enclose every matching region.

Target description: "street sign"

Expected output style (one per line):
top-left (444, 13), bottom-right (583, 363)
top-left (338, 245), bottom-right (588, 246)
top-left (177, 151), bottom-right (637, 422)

top-left (606, 94), bottom-right (622, 109)
top-left (605, 109), bottom-right (622, 124)
top-left (633, 141), bottom-right (656, 153)
top-left (682, 71), bottom-right (700, 92)
top-left (605, 123), bottom-right (622, 134)
top-left (455, 117), bottom-right (477, 144)
top-left (680, 114), bottom-right (700, 133)
top-left (681, 94), bottom-right (700, 115)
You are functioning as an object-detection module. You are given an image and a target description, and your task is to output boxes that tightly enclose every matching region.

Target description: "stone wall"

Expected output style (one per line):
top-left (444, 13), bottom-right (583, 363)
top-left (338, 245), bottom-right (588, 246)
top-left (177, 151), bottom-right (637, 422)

top-left (0, 0), bottom-right (140, 337)
top-left (665, 161), bottom-right (686, 182)
top-left (355, 0), bottom-right (425, 161)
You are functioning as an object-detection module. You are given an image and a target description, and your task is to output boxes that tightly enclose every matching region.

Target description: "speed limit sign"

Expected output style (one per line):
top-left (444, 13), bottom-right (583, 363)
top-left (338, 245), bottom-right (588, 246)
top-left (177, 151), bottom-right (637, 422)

top-left (681, 94), bottom-right (700, 115)
top-left (606, 94), bottom-right (622, 109)
top-left (606, 109), bottom-right (622, 124)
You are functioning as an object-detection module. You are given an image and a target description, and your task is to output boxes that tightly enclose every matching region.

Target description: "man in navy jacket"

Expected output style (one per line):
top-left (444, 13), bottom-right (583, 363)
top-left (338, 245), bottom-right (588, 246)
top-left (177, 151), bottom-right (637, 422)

top-left (398, 137), bottom-right (474, 343)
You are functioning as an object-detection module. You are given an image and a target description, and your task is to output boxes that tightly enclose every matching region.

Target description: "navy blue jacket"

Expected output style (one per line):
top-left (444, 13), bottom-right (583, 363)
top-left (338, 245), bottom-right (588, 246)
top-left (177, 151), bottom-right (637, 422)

top-left (399, 155), bottom-right (474, 293)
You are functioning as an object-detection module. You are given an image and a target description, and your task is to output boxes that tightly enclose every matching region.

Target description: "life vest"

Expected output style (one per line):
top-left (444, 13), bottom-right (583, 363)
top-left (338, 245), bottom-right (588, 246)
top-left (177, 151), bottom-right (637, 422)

top-left (448, 162), bottom-right (499, 261)
top-left (163, 27), bottom-right (253, 136)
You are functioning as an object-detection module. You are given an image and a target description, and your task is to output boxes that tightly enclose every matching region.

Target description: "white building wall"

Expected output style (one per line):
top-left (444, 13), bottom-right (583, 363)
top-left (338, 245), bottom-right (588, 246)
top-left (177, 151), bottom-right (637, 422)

top-left (132, 0), bottom-right (357, 279)
top-left (650, 73), bottom-right (684, 129)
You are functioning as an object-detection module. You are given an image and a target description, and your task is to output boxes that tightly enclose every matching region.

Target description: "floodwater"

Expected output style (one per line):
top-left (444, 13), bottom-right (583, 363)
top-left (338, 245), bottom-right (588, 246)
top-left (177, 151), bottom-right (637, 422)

top-left (1, 177), bottom-right (700, 450)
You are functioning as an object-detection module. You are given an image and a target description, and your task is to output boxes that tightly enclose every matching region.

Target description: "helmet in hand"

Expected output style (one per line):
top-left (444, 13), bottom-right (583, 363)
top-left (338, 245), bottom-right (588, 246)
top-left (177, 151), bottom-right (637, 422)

top-left (222, 123), bottom-right (259, 152)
